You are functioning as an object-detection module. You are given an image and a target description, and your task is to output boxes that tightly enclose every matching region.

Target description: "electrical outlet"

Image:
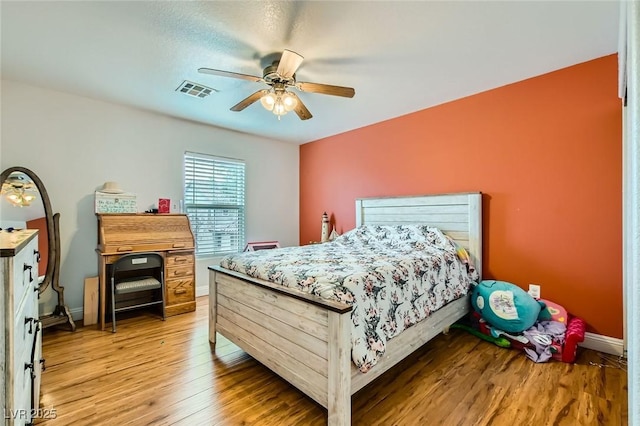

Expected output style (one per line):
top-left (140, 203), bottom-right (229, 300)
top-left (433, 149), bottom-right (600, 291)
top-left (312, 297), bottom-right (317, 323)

top-left (528, 284), bottom-right (541, 299)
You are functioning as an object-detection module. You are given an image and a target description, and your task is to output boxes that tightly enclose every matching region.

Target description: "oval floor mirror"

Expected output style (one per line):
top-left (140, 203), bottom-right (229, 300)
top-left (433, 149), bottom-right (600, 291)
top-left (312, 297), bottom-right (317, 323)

top-left (1, 166), bottom-right (76, 331)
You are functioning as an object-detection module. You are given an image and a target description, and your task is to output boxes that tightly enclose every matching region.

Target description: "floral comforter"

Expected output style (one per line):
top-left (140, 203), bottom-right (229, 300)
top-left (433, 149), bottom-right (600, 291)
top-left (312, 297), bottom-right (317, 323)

top-left (220, 225), bottom-right (479, 372)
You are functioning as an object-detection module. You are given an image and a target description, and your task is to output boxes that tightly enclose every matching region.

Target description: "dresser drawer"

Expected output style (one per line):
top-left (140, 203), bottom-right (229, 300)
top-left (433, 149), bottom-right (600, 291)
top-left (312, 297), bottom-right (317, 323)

top-left (12, 237), bottom-right (39, 315)
top-left (13, 340), bottom-right (35, 425)
top-left (13, 292), bottom-right (38, 366)
top-left (166, 277), bottom-right (195, 305)
top-left (13, 382), bottom-right (32, 426)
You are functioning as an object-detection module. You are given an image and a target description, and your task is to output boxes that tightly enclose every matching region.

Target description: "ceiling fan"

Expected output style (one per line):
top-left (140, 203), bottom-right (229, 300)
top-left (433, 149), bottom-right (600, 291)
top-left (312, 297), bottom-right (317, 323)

top-left (198, 49), bottom-right (355, 120)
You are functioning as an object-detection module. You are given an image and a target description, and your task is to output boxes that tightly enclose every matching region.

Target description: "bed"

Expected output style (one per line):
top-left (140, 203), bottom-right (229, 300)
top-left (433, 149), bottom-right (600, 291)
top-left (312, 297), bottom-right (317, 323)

top-left (208, 192), bottom-right (482, 425)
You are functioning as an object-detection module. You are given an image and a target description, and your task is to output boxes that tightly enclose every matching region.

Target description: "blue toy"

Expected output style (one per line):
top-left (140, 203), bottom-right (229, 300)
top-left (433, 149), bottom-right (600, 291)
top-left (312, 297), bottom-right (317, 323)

top-left (471, 280), bottom-right (546, 333)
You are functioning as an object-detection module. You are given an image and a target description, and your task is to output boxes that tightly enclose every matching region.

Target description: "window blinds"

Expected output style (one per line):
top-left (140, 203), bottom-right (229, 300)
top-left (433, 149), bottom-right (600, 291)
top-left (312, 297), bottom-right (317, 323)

top-left (184, 152), bottom-right (246, 256)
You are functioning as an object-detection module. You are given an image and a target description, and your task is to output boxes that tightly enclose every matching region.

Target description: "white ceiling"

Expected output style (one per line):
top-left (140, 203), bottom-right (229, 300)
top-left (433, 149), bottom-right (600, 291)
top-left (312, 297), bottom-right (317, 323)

top-left (1, 1), bottom-right (620, 145)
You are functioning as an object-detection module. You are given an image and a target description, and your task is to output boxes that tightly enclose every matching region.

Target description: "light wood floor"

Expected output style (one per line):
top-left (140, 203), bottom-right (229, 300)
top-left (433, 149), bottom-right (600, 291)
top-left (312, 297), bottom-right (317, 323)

top-left (36, 297), bottom-right (627, 425)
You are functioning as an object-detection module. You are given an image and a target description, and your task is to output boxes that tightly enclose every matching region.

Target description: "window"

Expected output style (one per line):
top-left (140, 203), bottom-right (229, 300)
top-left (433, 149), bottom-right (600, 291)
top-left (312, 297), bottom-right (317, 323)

top-left (184, 152), bottom-right (245, 257)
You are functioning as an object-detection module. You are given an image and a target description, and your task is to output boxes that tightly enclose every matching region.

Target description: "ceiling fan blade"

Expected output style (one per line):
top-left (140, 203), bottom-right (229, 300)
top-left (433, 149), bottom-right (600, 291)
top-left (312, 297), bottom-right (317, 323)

top-left (198, 68), bottom-right (263, 83)
top-left (290, 93), bottom-right (312, 120)
top-left (230, 90), bottom-right (269, 111)
top-left (276, 49), bottom-right (304, 79)
top-left (297, 81), bottom-right (355, 98)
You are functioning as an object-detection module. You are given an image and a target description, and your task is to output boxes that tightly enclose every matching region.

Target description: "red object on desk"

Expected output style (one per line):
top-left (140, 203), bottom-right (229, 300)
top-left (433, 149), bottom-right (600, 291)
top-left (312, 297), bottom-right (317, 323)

top-left (158, 198), bottom-right (170, 213)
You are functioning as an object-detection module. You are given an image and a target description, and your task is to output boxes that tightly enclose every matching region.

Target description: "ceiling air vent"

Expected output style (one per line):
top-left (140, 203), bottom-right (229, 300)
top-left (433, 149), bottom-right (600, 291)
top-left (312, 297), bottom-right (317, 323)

top-left (176, 80), bottom-right (216, 98)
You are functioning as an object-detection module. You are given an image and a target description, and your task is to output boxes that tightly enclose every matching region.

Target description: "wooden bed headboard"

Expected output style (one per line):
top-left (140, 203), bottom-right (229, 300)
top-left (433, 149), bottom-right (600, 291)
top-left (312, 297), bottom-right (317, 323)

top-left (355, 192), bottom-right (482, 278)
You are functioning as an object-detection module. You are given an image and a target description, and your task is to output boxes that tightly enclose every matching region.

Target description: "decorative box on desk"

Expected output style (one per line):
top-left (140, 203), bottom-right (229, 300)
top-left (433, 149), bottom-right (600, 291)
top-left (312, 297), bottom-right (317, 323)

top-left (96, 214), bottom-right (196, 331)
top-left (94, 191), bottom-right (137, 213)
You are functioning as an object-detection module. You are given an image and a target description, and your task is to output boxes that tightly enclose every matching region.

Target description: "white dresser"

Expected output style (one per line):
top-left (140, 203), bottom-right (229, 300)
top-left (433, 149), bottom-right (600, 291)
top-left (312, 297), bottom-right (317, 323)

top-left (1, 230), bottom-right (42, 426)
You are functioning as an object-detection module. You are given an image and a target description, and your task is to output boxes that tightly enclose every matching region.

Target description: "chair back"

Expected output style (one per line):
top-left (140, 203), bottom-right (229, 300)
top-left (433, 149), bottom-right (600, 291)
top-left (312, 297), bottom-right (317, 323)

top-left (113, 252), bottom-right (163, 273)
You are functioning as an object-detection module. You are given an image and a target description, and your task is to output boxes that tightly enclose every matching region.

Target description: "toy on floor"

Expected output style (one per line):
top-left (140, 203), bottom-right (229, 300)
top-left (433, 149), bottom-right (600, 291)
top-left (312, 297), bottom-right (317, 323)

top-left (450, 323), bottom-right (511, 348)
top-left (462, 280), bottom-right (586, 363)
top-left (559, 315), bottom-right (586, 363)
top-left (471, 280), bottom-right (547, 333)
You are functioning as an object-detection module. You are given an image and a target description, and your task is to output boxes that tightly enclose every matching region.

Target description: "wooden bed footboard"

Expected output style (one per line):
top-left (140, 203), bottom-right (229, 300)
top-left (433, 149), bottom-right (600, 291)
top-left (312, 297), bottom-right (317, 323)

top-left (209, 266), bottom-right (470, 425)
top-left (209, 266), bottom-right (353, 424)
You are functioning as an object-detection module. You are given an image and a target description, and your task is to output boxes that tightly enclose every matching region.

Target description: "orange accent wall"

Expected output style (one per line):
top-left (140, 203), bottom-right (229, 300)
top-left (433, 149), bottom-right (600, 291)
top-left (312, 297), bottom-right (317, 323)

top-left (300, 55), bottom-right (622, 338)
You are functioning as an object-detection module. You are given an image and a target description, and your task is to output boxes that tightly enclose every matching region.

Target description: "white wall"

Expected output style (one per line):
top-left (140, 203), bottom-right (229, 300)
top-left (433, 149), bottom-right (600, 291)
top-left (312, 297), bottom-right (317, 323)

top-left (1, 80), bottom-right (299, 319)
top-left (622, 2), bottom-right (639, 423)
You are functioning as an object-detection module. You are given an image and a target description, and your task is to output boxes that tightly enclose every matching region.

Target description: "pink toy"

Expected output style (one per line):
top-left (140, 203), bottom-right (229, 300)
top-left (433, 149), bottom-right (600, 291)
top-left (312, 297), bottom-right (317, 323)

top-left (539, 298), bottom-right (568, 324)
top-left (557, 316), bottom-right (586, 363)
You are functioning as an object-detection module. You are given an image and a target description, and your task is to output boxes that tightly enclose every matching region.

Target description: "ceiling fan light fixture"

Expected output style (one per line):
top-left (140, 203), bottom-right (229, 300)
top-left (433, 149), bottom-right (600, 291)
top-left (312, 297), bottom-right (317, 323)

top-left (4, 188), bottom-right (36, 207)
top-left (261, 89), bottom-right (298, 120)
top-left (1, 178), bottom-right (37, 207)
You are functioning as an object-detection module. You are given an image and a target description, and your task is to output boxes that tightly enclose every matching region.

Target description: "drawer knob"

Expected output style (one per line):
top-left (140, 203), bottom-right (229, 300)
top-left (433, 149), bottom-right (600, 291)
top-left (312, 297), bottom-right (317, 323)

top-left (172, 243), bottom-right (186, 248)
top-left (40, 358), bottom-right (46, 372)
top-left (117, 246), bottom-right (133, 252)
top-left (34, 249), bottom-right (41, 262)
top-left (24, 263), bottom-right (33, 282)
top-left (25, 362), bottom-right (36, 379)
top-left (25, 317), bottom-right (36, 334)
top-left (174, 288), bottom-right (187, 295)
top-left (174, 257), bottom-right (187, 263)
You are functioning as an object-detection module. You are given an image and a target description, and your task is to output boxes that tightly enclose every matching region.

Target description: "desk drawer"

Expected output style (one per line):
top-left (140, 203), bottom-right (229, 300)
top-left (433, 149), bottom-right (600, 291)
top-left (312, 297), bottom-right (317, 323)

top-left (165, 252), bottom-right (194, 268)
top-left (102, 240), bottom-right (194, 254)
top-left (165, 265), bottom-right (193, 280)
top-left (166, 277), bottom-right (195, 305)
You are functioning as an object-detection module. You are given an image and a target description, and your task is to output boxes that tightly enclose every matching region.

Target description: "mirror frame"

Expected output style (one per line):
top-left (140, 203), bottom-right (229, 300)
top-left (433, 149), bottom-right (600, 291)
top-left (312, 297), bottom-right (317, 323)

top-left (1, 166), bottom-right (56, 293)
top-left (1, 166), bottom-right (75, 331)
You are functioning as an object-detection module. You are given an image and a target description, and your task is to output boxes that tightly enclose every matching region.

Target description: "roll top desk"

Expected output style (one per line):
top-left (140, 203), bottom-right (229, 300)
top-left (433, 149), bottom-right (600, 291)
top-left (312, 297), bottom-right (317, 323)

top-left (96, 214), bottom-right (196, 331)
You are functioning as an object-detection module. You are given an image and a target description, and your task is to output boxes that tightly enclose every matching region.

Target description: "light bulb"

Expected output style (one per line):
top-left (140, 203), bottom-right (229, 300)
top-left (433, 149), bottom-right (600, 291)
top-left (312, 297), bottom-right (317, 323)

top-left (273, 100), bottom-right (287, 116)
top-left (282, 92), bottom-right (297, 112)
top-left (260, 93), bottom-right (276, 111)
top-left (7, 193), bottom-right (25, 207)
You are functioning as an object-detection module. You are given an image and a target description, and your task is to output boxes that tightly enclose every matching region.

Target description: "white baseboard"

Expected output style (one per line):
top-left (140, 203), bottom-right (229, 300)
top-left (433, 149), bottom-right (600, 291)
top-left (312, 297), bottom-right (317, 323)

top-left (69, 306), bottom-right (83, 321)
top-left (579, 332), bottom-right (625, 357)
top-left (196, 285), bottom-right (209, 298)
